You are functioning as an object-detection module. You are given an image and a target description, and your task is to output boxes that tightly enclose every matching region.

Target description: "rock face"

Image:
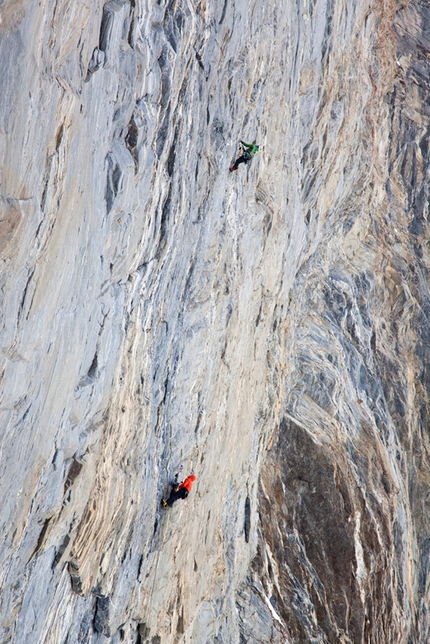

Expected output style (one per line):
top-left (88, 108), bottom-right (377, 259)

top-left (0, 0), bottom-right (429, 643)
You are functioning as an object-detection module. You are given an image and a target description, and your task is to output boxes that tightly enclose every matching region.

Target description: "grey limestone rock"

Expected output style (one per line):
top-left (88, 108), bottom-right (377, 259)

top-left (0, 0), bottom-right (430, 643)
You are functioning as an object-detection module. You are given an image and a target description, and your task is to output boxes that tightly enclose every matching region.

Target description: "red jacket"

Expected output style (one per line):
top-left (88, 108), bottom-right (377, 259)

top-left (178, 474), bottom-right (196, 493)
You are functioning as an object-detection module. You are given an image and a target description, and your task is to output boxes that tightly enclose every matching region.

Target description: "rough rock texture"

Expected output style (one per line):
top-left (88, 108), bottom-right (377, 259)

top-left (0, 0), bottom-right (429, 643)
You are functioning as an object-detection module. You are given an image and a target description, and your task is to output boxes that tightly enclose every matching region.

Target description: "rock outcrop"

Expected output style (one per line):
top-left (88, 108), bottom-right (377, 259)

top-left (0, 0), bottom-right (429, 642)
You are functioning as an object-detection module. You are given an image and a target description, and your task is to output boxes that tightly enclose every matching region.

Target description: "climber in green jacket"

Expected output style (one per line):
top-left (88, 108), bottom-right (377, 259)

top-left (230, 141), bottom-right (260, 171)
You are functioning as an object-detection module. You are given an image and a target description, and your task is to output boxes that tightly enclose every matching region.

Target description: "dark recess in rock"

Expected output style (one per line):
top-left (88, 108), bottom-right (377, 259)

top-left (155, 185), bottom-right (172, 258)
top-left (99, 4), bottom-right (115, 54)
top-left (93, 592), bottom-right (110, 637)
top-left (17, 268), bottom-right (35, 324)
top-left (244, 496), bottom-right (251, 543)
top-left (30, 516), bottom-right (51, 560)
top-left (105, 154), bottom-right (122, 214)
top-left (137, 553), bottom-right (143, 579)
top-left (68, 561), bottom-right (83, 595)
top-left (125, 116), bottom-right (139, 170)
top-left (64, 458), bottom-right (83, 495)
top-left (166, 122), bottom-right (181, 178)
top-left (176, 608), bottom-right (184, 635)
top-left (52, 534), bottom-right (71, 568)
top-left (136, 621), bottom-right (150, 643)
top-left (219, 0), bottom-right (228, 25)
top-left (87, 351), bottom-right (98, 380)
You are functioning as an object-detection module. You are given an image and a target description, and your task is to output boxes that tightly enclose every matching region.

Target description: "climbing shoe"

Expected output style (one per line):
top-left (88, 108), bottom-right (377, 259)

top-left (161, 499), bottom-right (168, 508)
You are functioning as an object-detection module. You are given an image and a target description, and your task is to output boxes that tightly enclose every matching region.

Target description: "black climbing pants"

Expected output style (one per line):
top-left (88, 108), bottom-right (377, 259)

top-left (232, 150), bottom-right (252, 170)
top-left (167, 486), bottom-right (189, 506)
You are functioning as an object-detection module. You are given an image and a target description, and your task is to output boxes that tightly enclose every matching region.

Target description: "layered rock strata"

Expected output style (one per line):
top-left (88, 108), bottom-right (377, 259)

top-left (0, 0), bottom-right (429, 643)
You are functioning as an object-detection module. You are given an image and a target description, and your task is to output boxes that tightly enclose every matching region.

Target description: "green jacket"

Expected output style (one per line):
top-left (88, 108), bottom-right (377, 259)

top-left (241, 141), bottom-right (260, 157)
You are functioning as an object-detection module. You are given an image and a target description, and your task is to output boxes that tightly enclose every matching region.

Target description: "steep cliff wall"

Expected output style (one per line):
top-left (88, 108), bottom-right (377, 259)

top-left (0, 0), bottom-right (429, 643)
top-left (238, 3), bottom-right (430, 642)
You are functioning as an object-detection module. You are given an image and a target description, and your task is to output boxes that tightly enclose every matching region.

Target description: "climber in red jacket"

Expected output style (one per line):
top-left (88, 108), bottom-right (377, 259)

top-left (161, 473), bottom-right (196, 507)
